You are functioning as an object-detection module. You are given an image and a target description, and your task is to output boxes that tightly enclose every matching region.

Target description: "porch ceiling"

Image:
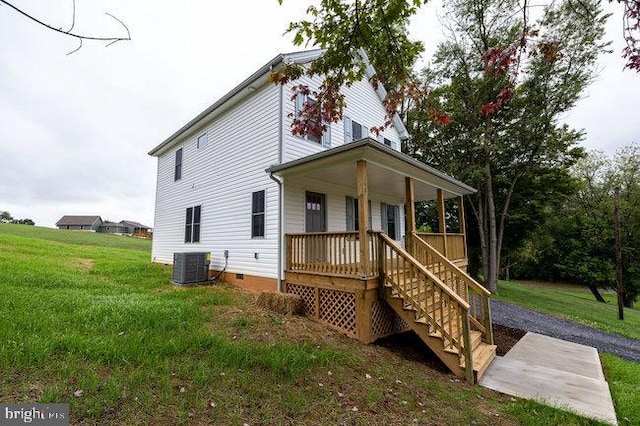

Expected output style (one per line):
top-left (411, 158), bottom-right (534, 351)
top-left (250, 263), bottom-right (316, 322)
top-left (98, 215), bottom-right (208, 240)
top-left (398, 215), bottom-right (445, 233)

top-left (267, 138), bottom-right (476, 201)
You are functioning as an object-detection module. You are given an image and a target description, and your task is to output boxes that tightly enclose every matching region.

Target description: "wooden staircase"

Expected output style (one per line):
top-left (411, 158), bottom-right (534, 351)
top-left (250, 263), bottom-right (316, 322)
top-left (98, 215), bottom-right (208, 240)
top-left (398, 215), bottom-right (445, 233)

top-left (378, 233), bottom-right (496, 383)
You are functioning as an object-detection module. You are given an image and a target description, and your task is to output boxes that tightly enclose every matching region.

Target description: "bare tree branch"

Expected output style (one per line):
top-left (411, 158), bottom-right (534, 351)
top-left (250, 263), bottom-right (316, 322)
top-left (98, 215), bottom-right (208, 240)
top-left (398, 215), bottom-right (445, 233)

top-left (67, 0), bottom-right (76, 32)
top-left (0, 0), bottom-right (131, 47)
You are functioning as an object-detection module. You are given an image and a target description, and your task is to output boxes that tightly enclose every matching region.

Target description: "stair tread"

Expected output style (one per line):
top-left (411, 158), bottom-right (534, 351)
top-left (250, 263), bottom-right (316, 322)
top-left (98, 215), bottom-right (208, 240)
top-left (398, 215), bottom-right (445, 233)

top-left (382, 258), bottom-right (493, 383)
top-left (471, 343), bottom-right (497, 370)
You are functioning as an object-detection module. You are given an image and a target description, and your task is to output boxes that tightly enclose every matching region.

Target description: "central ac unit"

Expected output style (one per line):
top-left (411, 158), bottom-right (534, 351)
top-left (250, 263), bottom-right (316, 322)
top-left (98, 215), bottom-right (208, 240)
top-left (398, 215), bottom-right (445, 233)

top-left (172, 252), bottom-right (210, 284)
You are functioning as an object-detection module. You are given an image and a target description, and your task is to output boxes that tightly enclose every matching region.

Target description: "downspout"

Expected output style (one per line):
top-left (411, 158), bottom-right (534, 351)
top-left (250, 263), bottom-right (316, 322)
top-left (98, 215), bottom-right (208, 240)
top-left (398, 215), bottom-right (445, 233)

top-left (269, 172), bottom-right (283, 293)
top-left (269, 76), bottom-right (285, 292)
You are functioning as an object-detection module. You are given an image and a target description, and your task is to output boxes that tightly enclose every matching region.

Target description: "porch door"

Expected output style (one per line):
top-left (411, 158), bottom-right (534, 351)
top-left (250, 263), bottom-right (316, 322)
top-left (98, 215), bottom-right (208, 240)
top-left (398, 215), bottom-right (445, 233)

top-left (305, 192), bottom-right (326, 263)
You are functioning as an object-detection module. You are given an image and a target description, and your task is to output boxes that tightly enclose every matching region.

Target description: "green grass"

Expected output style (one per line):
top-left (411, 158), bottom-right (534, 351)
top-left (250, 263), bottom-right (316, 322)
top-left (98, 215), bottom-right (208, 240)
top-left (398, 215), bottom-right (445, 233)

top-left (494, 280), bottom-right (640, 340)
top-left (0, 224), bottom-right (614, 424)
top-left (0, 222), bottom-right (151, 251)
top-left (601, 353), bottom-right (640, 425)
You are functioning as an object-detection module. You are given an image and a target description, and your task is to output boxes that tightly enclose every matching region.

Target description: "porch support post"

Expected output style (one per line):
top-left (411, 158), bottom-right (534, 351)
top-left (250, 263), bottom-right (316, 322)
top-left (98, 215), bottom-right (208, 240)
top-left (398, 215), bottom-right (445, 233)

top-left (458, 196), bottom-right (467, 259)
top-left (405, 177), bottom-right (416, 233)
top-left (405, 177), bottom-right (416, 250)
top-left (437, 189), bottom-right (448, 258)
top-left (357, 160), bottom-right (370, 277)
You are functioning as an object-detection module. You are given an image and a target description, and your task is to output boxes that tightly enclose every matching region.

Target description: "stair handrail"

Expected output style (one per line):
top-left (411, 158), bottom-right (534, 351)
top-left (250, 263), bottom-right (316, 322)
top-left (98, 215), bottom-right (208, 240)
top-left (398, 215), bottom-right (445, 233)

top-left (379, 233), bottom-right (470, 309)
top-left (411, 233), bottom-right (493, 345)
top-left (412, 233), bottom-right (490, 297)
top-left (378, 233), bottom-right (474, 382)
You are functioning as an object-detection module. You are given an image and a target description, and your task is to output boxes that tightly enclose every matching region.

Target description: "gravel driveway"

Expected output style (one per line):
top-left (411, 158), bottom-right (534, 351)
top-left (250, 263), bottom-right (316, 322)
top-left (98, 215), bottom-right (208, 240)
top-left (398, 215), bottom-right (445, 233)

top-left (490, 299), bottom-right (640, 362)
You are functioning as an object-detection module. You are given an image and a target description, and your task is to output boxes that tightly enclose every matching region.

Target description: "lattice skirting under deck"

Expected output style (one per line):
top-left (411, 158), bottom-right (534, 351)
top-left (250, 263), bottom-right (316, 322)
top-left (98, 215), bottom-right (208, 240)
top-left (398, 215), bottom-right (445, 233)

top-left (371, 299), bottom-right (410, 340)
top-left (285, 281), bottom-right (408, 342)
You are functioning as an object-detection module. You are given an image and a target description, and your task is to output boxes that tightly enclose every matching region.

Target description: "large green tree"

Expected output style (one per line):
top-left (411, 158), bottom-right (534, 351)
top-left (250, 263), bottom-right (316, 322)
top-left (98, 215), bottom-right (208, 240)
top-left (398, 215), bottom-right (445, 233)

top-left (403, 0), bottom-right (607, 291)
top-left (514, 146), bottom-right (640, 307)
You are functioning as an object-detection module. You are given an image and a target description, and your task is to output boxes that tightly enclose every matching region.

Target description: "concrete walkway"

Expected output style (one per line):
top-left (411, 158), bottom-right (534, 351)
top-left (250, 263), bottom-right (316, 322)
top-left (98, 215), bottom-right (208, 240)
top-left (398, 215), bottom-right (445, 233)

top-left (479, 332), bottom-right (617, 425)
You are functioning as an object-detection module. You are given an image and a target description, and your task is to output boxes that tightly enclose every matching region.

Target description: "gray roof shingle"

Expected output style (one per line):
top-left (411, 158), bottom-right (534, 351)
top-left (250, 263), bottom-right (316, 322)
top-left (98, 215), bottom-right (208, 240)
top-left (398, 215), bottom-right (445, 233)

top-left (55, 215), bottom-right (102, 226)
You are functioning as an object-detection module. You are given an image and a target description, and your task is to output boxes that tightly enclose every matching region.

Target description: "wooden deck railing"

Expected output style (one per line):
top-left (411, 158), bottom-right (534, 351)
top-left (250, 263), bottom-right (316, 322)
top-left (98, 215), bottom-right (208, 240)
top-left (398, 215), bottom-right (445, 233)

top-left (414, 232), bottom-right (466, 261)
top-left (378, 233), bottom-right (474, 382)
top-left (409, 233), bottom-right (493, 345)
top-left (286, 231), bottom-right (380, 277)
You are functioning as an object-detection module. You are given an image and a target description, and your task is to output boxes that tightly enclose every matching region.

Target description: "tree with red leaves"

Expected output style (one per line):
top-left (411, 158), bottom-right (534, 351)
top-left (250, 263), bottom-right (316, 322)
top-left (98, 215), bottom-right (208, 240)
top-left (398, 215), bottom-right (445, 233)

top-left (403, 0), bottom-right (608, 292)
top-left (620, 0), bottom-right (640, 71)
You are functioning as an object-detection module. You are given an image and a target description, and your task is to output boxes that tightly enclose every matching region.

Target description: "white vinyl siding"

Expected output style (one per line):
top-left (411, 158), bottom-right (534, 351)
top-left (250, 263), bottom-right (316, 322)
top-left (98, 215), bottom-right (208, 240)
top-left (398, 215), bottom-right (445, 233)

top-left (284, 180), bottom-right (404, 238)
top-left (152, 59), bottom-right (405, 281)
top-left (151, 82), bottom-right (280, 279)
top-left (283, 74), bottom-right (402, 162)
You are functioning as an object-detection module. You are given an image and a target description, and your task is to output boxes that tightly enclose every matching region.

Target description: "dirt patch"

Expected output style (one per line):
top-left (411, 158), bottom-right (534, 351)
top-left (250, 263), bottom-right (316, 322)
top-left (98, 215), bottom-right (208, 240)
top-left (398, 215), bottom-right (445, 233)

top-left (374, 331), bottom-right (452, 374)
top-left (72, 258), bottom-right (94, 272)
top-left (374, 324), bottom-right (527, 369)
top-left (493, 323), bottom-right (527, 356)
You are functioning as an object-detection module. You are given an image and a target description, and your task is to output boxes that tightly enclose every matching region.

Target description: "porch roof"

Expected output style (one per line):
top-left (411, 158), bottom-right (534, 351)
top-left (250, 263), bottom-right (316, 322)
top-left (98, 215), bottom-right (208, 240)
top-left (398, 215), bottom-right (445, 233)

top-left (266, 138), bottom-right (476, 201)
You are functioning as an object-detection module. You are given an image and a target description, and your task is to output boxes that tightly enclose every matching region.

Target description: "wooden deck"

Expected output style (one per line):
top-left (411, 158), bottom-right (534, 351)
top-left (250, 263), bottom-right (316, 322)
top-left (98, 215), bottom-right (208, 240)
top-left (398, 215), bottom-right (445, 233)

top-left (283, 231), bottom-right (495, 383)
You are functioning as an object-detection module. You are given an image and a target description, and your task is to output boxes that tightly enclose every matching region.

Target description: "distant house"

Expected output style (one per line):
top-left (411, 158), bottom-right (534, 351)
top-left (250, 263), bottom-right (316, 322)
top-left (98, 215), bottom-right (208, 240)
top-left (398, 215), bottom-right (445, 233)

top-left (97, 220), bottom-right (152, 235)
top-left (119, 220), bottom-right (152, 235)
top-left (55, 215), bottom-right (102, 231)
top-left (97, 221), bottom-right (130, 234)
top-left (56, 215), bottom-right (151, 236)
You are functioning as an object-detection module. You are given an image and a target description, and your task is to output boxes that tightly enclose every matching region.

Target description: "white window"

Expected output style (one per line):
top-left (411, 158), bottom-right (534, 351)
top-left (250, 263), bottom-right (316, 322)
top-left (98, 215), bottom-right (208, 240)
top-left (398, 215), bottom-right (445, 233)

top-left (344, 116), bottom-right (367, 143)
top-left (197, 133), bottom-right (208, 149)
top-left (294, 93), bottom-right (331, 147)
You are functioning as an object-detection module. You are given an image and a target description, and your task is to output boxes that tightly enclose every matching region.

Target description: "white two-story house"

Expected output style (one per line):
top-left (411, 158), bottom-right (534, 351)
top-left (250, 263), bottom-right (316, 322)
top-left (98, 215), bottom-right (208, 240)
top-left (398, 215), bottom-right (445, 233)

top-left (149, 50), bottom-right (495, 383)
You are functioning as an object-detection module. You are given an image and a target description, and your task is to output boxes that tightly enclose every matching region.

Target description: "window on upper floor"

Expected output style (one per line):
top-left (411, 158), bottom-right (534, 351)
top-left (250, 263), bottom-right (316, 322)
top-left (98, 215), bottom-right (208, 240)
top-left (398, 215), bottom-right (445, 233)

top-left (175, 148), bottom-right (183, 181)
top-left (294, 93), bottom-right (331, 147)
top-left (251, 190), bottom-right (265, 238)
top-left (197, 133), bottom-right (208, 149)
top-left (376, 135), bottom-right (394, 148)
top-left (185, 205), bottom-right (201, 243)
top-left (344, 117), bottom-right (367, 143)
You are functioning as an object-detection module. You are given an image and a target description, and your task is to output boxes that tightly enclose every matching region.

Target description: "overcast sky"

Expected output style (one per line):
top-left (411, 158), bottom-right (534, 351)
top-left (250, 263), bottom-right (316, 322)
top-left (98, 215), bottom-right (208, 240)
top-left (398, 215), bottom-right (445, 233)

top-left (0, 1), bottom-right (637, 228)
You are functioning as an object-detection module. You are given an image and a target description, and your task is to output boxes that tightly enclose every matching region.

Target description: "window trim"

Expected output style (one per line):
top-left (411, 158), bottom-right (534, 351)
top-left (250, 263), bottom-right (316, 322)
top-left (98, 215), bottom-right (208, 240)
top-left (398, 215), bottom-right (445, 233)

top-left (381, 203), bottom-right (401, 241)
top-left (344, 116), bottom-right (367, 143)
top-left (346, 196), bottom-right (372, 231)
top-left (251, 190), bottom-right (266, 238)
top-left (174, 148), bottom-right (183, 181)
top-left (197, 133), bottom-right (208, 149)
top-left (294, 92), bottom-right (331, 147)
top-left (184, 205), bottom-right (201, 243)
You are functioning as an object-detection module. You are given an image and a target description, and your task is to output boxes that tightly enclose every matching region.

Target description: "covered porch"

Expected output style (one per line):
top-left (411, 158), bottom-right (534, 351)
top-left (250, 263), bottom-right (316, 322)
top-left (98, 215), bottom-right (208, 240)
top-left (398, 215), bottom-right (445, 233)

top-left (267, 139), bottom-right (494, 383)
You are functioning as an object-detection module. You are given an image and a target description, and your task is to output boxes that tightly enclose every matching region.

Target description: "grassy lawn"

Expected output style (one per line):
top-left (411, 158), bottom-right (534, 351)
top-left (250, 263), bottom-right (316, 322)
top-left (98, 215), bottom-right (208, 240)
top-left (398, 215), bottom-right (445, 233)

top-left (0, 224), bottom-right (612, 425)
top-left (494, 280), bottom-right (640, 341)
top-left (495, 279), bottom-right (639, 425)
